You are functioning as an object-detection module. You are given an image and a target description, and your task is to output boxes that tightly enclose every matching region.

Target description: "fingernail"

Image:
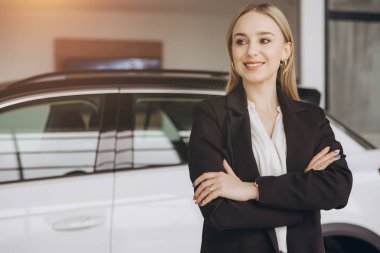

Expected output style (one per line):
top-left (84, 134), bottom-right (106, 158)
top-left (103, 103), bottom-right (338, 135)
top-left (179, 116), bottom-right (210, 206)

top-left (325, 146), bottom-right (330, 150)
top-left (333, 149), bottom-right (340, 154)
top-left (335, 155), bottom-right (341, 160)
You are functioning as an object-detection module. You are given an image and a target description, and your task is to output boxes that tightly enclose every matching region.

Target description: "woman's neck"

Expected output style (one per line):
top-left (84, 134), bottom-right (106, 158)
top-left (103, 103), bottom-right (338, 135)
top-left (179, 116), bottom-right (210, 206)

top-left (243, 80), bottom-right (279, 112)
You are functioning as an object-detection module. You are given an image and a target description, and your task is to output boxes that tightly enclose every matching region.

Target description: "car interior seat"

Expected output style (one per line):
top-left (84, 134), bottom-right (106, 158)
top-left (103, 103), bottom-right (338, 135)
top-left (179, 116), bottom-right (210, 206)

top-left (45, 105), bottom-right (86, 132)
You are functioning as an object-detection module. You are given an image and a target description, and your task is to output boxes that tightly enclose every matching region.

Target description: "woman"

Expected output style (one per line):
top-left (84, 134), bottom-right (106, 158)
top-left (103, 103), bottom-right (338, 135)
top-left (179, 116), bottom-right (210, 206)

top-left (188, 3), bottom-right (352, 253)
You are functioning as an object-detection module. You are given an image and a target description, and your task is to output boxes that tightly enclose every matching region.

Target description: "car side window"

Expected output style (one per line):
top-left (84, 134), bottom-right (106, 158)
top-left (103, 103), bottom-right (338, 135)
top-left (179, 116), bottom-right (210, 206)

top-left (0, 95), bottom-right (103, 183)
top-left (132, 93), bottom-right (212, 169)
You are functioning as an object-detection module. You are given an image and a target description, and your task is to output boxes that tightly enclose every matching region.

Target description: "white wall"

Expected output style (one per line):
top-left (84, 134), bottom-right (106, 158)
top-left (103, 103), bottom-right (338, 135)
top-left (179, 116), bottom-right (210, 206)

top-left (0, 7), bottom-right (233, 82)
top-left (300, 0), bottom-right (325, 107)
top-left (0, 1), bottom-right (306, 88)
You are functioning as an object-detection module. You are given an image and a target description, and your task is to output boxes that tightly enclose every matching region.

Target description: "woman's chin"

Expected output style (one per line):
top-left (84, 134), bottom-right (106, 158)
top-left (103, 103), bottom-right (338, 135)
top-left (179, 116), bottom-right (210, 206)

top-left (240, 73), bottom-right (275, 86)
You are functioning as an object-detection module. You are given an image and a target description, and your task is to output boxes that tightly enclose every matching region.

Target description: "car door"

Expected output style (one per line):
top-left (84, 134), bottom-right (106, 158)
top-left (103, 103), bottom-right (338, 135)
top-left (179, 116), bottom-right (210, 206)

top-left (0, 90), bottom-right (118, 253)
top-left (112, 90), bottom-right (222, 253)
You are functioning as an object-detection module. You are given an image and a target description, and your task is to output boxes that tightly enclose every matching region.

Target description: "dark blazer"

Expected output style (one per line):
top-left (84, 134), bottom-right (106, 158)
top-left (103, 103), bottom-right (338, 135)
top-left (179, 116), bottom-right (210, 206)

top-left (188, 83), bottom-right (352, 253)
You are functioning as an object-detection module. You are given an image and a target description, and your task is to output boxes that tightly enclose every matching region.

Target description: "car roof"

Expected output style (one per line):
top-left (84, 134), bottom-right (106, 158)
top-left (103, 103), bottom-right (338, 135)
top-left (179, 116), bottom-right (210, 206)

top-left (0, 69), bottom-right (320, 105)
top-left (3, 70), bottom-right (374, 148)
top-left (0, 69), bottom-right (229, 101)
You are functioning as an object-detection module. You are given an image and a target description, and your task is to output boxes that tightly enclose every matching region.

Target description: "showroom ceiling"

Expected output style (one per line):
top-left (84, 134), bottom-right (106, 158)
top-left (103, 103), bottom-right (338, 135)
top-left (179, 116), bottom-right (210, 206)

top-left (0, 0), bottom-right (296, 14)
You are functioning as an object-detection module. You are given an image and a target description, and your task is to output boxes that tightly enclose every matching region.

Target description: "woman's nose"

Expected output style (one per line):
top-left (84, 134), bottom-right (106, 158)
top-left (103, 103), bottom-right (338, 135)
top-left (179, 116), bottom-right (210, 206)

top-left (247, 42), bottom-right (259, 57)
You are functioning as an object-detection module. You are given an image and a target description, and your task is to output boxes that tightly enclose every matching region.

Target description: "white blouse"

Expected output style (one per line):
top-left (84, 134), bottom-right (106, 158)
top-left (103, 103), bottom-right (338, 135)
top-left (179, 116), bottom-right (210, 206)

top-left (247, 100), bottom-right (288, 253)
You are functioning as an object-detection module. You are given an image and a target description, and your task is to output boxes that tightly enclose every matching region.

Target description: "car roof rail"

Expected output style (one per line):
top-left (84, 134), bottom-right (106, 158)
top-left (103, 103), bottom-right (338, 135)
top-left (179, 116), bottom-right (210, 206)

top-left (6, 69), bottom-right (321, 107)
top-left (10, 69), bottom-right (229, 87)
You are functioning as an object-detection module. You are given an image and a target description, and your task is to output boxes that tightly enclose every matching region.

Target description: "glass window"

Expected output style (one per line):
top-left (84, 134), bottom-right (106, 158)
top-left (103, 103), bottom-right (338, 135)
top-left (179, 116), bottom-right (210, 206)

top-left (64, 57), bottom-right (161, 70)
top-left (132, 94), bottom-right (213, 168)
top-left (0, 95), bottom-right (104, 182)
top-left (328, 19), bottom-right (380, 147)
top-left (328, 0), bottom-right (380, 13)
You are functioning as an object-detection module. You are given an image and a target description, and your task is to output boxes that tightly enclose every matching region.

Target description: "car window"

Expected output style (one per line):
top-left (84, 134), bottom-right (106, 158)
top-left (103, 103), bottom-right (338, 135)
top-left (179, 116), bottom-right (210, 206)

top-left (0, 95), bottom-right (104, 183)
top-left (132, 93), bottom-right (214, 168)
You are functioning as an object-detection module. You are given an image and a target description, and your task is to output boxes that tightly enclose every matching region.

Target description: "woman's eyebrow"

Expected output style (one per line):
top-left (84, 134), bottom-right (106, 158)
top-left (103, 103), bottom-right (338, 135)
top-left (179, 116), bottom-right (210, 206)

top-left (233, 31), bottom-right (275, 37)
top-left (234, 32), bottom-right (247, 37)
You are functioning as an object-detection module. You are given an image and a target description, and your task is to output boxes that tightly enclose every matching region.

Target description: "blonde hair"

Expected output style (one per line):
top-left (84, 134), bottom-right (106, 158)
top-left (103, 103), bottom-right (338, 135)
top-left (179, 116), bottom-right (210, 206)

top-left (225, 3), bottom-right (299, 100)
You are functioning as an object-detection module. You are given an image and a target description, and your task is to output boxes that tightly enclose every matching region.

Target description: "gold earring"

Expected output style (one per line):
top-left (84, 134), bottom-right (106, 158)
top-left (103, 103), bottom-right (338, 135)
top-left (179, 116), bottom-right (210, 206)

top-left (280, 59), bottom-right (288, 68)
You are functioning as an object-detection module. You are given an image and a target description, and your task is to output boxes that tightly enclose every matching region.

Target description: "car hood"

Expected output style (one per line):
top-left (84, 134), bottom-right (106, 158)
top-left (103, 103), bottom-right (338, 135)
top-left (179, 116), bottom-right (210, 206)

top-left (346, 148), bottom-right (380, 174)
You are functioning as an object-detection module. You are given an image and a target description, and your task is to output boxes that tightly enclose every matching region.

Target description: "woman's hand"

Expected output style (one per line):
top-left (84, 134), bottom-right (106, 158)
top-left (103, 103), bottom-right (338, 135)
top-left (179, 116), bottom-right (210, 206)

top-left (304, 146), bottom-right (340, 172)
top-left (193, 160), bottom-right (258, 206)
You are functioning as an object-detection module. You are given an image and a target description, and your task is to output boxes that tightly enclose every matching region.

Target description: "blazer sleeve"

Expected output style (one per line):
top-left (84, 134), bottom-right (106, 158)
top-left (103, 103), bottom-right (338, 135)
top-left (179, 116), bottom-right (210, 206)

top-left (256, 107), bottom-right (353, 211)
top-left (188, 100), bottom-right (303, 232)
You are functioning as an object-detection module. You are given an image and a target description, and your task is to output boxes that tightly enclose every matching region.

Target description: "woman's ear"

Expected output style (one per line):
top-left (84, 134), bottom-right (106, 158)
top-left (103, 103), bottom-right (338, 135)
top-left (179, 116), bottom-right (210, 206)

top-left (283, 42), bottom-right (292, 60)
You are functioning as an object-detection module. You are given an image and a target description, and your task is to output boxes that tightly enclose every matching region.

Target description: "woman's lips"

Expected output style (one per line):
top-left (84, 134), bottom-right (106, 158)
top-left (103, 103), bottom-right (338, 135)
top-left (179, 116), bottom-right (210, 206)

top-left (244, 61), bottom-right (265, 71)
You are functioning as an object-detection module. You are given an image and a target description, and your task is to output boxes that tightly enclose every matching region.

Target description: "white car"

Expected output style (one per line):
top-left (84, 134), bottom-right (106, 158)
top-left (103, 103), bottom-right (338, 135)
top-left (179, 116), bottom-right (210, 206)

top-left (0, 70), bottom-right (379, 253)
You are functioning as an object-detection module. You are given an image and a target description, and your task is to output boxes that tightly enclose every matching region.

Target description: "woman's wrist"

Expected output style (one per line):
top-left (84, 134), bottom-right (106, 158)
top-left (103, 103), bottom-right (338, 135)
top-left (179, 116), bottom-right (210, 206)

top-left (244, 181), bottom-right (259, 201)
top-left (253, 181), bottom-right (259, 201)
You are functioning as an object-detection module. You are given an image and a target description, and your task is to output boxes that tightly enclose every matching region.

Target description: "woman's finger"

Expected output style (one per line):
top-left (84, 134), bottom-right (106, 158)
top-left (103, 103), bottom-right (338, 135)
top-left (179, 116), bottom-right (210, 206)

top-left (310, 146), bottom-right (330, 162)
top-left (193, 172), bottom-right (220, 187)
top-left (305, 154), bottom-right (340, 172)
top-left (195, 185), bottom-right (219, 205)
top-left (195, 188), bottom-right (208, 204)
top-left (312, 149), bottom-right (340, 169)
top-left (199, 190), bottom-right (220, 206)
top-left (223, 160), bottom-right (237, 177)
top-left (307, 149), bottom-right (339, 171)
top-left (304, 166), bottom-right (312, 172)
top-left (314, 155), bottom-right (340, 171)
top-left (194, 178), bottom-right (216, 199)
top-left (308, 146), bottom-right (330, 167)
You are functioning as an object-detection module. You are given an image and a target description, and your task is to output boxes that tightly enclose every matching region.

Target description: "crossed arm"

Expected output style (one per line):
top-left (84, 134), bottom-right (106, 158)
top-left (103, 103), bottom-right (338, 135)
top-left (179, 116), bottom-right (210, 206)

top-left (188, 101), bottom-right (352, 231)
top-left (193, 147), bottom-right (339, 207)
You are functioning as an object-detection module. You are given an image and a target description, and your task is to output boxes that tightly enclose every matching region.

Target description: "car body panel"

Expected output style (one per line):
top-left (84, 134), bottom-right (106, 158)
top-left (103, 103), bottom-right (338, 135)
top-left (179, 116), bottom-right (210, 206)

top-left (112, 166), bottom-right (203, 253)
top-left (0, 70), bottom-right (379, 252)
top-left (0, 174), bottom-right (113, 253)
top-left (322, 149), bottom-right (380, 237)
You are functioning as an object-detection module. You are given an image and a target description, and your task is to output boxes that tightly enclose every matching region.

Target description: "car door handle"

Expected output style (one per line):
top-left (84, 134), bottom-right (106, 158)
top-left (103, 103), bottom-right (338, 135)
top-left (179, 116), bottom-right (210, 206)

top-left (52, 216), bottom-right (105, 231)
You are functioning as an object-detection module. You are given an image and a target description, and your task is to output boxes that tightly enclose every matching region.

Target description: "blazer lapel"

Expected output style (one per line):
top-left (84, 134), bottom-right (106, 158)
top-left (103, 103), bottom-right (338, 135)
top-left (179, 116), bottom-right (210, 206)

top-left (225, 83), bottom-right (313, 175)
top-left (224, 83), bottom-right (315, 252)
top-left (277, 85), bottom-right (313, 173)
top-left (225, 83), bottom-right (315, 252)
top-left (225, 84), bottom-right (260, 181)
top-left (226, 85), bottom-right (280, 252)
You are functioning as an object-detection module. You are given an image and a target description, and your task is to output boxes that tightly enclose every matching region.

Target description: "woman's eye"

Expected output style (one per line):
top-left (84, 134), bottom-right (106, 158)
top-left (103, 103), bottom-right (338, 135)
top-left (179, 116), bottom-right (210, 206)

top-left (235, 39), bottom-right (247, 45)
top-left (260, 38), bottom-right (271, 44)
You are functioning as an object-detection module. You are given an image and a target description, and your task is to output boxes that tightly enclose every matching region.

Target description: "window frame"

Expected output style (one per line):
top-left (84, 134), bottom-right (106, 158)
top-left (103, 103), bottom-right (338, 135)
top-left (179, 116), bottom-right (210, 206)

top-left (114, 90), bottom-right (223, 172)
top-left (0, 90), bottom-right (119, 185)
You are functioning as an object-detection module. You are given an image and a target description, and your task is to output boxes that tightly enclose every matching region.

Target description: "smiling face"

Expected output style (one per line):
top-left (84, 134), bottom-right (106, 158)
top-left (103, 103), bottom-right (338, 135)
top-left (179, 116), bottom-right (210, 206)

top-left (231, 11), bottom-right (291, 87)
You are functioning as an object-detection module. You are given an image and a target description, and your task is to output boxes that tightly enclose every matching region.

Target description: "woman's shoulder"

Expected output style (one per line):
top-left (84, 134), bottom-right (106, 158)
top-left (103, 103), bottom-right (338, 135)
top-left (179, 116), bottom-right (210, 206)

top-left (290, 99), bottom-right (327, 123)
top-left (196, 95), bottom-right (226, 110)
top-left (193, 95), bottom-right (228, 123)
top-left (291, 99), bottom-right (325, 113)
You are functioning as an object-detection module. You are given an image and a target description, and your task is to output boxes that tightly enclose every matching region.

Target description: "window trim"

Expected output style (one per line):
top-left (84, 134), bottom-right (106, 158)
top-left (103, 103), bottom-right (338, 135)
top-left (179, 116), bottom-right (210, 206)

top-left (120, 88), bottom-right (224, 96)
top-left (0, 92), bottom-right (118, 184)
top-left (0, 89), bottom-right (119, 110)
top-left (114, 92), bottom-right (222, 172)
